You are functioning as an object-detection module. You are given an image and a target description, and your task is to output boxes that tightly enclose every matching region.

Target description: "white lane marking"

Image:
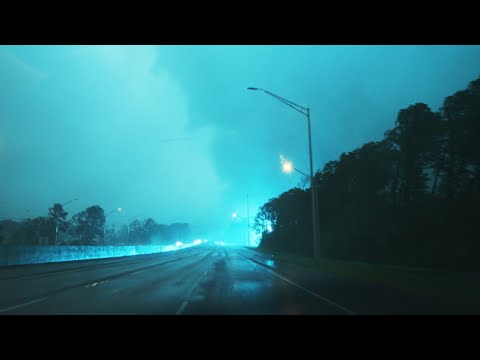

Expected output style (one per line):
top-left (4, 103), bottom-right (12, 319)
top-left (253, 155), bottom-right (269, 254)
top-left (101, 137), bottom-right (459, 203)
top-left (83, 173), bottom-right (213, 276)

top-left (237, 252), bottom-right (356, 315)
top-left (176, 301), bottom-right (189, 315)
top-left (86, 280), bottom-right (108, 288)
top-left (0, 297), bottom-right (48, 313)
top-left (175, 264), bottom-right (211, 315)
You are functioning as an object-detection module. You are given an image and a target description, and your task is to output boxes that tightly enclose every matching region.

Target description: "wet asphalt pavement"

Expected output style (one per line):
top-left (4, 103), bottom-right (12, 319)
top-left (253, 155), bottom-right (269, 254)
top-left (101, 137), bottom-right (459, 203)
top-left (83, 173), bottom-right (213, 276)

top-left (0, 245), bottom-right (346, 314)
top-left (0, 244), bottom-right (476, 314)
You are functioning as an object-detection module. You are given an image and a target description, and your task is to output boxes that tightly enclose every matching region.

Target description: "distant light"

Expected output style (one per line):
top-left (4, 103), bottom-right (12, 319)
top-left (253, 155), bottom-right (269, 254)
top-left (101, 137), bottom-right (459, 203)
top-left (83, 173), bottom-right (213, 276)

top-left (203, 240), bottom-right (208, 243)
top-left (282, 161), bottom-right (293, 174)
top-left (232, 212), bottom-right (237, 219)
top-left (176, 241), bottom-right (183, 246)
top-left (280, 155), bottom-right (293, 174)
top-left (193, 239), bottom-right (202, 245)
top-left (118, 208), bottom-right (122, 211)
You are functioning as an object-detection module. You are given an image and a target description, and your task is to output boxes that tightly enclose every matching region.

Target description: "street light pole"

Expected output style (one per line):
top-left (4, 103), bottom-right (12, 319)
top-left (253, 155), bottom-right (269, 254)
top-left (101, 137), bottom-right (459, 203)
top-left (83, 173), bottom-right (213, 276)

top-left (104, 208), bottom-right (122, 245)
top-left (232, 211), bottom-right (248, 246)
top-left (248, 87), bottom-right (320, 260)
top-left (306, 108), bottom-right (320, 259)
top-left (127, 215), bottom-right (139, 244)
top-left (55, 198), bottom-right (78, 246)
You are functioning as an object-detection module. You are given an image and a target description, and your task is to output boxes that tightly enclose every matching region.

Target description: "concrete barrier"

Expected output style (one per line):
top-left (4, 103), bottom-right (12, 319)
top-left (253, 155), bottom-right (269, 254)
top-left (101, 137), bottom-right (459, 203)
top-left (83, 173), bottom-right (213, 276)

top-left (0, 244), bottom-right (195, 267)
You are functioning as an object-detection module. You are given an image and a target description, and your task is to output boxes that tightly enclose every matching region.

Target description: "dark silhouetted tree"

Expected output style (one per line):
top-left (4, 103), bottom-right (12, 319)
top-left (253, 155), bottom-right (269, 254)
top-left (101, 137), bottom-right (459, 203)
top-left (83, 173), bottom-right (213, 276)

top-left (70, 210), bottom-right (87, 245)
top-left (70, 206), bottom-right (105, 245)
top-left (253, 76), bottom-right (480, 270)
top-left (385, 103), bottom-right (439, 204)
top-left (48, 203), bottom-right (68, 245)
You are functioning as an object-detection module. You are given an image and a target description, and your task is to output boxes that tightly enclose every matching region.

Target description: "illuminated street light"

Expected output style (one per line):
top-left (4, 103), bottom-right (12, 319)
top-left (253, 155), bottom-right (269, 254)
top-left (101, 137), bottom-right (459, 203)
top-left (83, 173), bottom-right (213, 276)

top-left (281, 156), bottom-right (293, 174)
top-left (107, 208), bottom-right (122, 216)
top-left (280, 155), bottom-right (312, 179)
top-left (248, 87), bottom-right (320, 260)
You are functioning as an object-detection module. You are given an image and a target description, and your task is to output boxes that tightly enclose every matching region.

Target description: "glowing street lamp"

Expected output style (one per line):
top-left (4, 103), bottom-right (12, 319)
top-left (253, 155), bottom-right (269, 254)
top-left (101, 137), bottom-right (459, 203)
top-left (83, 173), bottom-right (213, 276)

top-left (280, 155), bottom-right (312, 179)
top-left (248, 87), bottom-right (320, 259)
top-left (107, 208), bottom-right (122, 217)
top-left (281, 157), bottom-right (293, 174)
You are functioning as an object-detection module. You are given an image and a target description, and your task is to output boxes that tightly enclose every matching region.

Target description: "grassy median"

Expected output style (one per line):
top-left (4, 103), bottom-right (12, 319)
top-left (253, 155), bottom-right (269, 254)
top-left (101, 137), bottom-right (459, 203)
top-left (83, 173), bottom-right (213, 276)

top-left (251, 247), bottom-right (480, 310)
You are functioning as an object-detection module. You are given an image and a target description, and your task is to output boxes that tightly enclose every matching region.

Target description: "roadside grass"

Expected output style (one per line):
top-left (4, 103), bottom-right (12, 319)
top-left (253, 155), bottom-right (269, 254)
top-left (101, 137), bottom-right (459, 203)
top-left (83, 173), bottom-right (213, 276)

top-left (250, 247), bottom-right (480, 309)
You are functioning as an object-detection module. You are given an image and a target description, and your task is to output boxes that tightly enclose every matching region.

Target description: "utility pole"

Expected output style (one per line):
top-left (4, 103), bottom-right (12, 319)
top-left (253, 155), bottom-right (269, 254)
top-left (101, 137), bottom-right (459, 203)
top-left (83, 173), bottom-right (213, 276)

top-left (248, 87), bottom-right (320, 259)
top-left (55, 198), bottom-right (78, 246)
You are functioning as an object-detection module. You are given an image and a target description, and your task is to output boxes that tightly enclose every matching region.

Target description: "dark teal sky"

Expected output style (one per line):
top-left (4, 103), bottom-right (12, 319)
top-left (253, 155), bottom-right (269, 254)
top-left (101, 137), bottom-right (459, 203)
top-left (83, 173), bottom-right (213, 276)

top-left (1, 45), bottom-right (479, 239)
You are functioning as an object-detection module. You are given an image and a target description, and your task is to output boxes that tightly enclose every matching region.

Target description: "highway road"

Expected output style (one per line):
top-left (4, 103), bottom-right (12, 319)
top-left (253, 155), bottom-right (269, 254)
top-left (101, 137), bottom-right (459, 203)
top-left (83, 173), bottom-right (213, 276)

top-left (0, 244), bottom-right (476, 314)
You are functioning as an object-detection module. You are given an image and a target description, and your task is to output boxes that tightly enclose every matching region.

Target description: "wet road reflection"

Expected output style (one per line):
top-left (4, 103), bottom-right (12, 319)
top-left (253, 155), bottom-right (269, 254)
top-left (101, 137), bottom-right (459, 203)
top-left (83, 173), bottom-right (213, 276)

top-left (0, 245), bottom-right (348, 315)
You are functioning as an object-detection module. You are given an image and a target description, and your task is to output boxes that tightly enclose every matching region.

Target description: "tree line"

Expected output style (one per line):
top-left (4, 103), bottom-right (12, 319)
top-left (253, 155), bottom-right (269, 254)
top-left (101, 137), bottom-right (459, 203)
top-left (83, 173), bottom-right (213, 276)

top-left (0, 204), bottom-right (191, 246)
top-left (254, 76), bottom-right (480, 271)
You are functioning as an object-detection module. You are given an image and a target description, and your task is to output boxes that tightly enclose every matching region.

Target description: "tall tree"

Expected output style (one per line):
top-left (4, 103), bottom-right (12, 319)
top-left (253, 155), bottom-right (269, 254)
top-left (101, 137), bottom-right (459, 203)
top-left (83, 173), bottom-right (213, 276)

top-left (142, 218), bottom-right (157, 244)
top-left (128, 219), bottom-right (143, 244)
top-left (70, 210), bottom-right (87, 245)
top-left (253, 200), bottom-right (278, 237)
top-left (385, 103), bottom-right (439, 204)
top-left (70, 206), bottom-right (105, 245)
top-left (441, 77), bottom-right (480, 199)
top-left (48, 203), bottom-right (68, 245)
top-left (84, 205), bottom-right (105, 244)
